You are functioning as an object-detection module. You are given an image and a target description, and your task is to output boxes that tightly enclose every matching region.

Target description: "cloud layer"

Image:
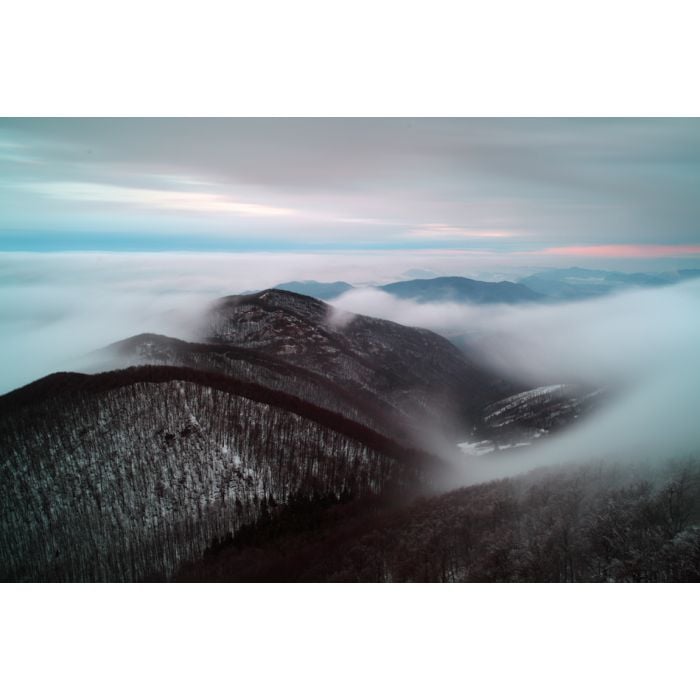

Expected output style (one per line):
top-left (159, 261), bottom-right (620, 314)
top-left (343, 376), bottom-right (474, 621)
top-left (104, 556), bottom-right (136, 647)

top-left (0, 250), bottom-right (525, 393)
top-left (2, 252), bottom-right (699, 485)
top-left (332, 281), bottom-right (700, 477)
top-left (2, 119), bottom-right (700, 258)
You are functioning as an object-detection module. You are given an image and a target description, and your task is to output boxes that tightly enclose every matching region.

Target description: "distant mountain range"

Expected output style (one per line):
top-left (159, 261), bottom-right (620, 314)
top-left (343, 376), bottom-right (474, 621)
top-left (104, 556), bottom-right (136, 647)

top-left (270, 276), bottom-right (542, 304)
top-left (378, 276), bottom-right (543, 303)
top-left (268, 267), bottom-right (700, 305)
top-left (518, 267), bottom-right (700, 300)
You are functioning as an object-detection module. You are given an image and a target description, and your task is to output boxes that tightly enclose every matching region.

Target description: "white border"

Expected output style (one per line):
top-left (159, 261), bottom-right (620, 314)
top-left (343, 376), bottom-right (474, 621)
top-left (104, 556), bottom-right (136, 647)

top-left (2, 583), bottom-right (697, 699)
top-left (2, 0), bottom-right (700, 116)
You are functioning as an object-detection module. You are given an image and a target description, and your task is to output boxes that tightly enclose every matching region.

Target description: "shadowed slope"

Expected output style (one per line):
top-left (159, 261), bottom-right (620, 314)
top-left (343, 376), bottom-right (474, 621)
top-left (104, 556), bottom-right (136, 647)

top-left (0, 366), bottom-right (436, 582)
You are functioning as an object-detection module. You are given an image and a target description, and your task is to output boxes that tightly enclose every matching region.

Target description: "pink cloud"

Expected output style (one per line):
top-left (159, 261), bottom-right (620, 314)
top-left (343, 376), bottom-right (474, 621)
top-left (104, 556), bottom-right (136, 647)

top-left (540, 244), bottom-right (700, 259)
top-left (404, 224), bottom-right (517, 240)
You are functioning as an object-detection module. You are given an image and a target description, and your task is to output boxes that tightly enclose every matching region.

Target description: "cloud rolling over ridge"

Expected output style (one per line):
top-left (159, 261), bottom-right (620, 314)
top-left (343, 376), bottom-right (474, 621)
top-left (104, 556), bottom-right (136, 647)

top-left (332, 280), bottom-right (700, 476)
top-left (1, 251), bottom-right (699, 483)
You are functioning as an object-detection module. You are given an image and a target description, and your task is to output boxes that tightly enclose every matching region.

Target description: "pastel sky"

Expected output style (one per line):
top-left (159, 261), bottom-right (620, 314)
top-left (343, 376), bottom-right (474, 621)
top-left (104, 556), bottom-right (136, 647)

top-left (1, 118), bottom-right (699, 265)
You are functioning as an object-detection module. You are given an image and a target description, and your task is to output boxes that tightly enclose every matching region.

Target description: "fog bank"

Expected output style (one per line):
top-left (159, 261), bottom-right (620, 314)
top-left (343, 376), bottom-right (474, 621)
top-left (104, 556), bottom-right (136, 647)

top-left (333, 281), bottom-right (700, 475)
top-left (2, 252), bottom-right (699, 479)
top-left (0, 250), bottom-right (528, 393)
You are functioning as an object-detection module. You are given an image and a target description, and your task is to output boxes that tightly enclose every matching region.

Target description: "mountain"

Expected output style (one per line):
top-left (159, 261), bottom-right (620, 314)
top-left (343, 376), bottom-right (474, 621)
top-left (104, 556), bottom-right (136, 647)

top-left (0, 289), bottom-right (521, 581)
top-left (1, 287), bottom-right (609, 582)
top-left (100, 290), bottom-right (611, 445)
top-left (0, 365), bottom-right (432, 582)
top-left (200, 289), bottom-right (504, 434)
top-left (378, 276), bottom-right (544, 304)
top-left (256, 270), bottom-right (700, 306)
top-left (96, 289), bottom-right (507, 440)
top-left (99, 332), bottom-right (411, 441)
top-left (518, 267), bottom-right (669, 300)
top-left (273, 280), bottom-right (354, 300)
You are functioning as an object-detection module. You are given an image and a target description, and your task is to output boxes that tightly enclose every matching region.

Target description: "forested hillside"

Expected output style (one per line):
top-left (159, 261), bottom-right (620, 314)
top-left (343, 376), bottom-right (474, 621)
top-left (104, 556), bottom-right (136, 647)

top-left (95, 289), bottom-right (511, 442)
top-left (204, 289), bottom-right (504, 431)
top-left (178, 460), bottom-right (700, 582)
top-left (1, 288), bottom-right (669, 584)
top-left (0, 366), bottom-right (431, 582)
top-left (101, 333), bottom-right (411, 441)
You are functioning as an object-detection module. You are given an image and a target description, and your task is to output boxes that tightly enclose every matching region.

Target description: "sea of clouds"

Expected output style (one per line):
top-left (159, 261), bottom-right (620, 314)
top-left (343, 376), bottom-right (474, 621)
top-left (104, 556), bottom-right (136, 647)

top-left (2, 251), bottom-right (699, 482)
top-left (330, 281), bottom-right (700, 479)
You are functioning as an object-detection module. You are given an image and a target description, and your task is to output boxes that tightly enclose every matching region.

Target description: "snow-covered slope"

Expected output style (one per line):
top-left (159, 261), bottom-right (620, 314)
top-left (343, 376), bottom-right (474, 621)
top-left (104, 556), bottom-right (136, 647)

top-left (0, 366), bottom-right (427, 582)
top-left (105, 289), bottom-right (506, 437)
top-left (458, 384), bottom-right (607, 454)
top-left (99, 333), bottom-right (409, 441)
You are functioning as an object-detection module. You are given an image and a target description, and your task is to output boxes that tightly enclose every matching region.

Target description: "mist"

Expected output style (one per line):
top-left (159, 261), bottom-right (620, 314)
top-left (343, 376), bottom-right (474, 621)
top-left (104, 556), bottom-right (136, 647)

top-left (0, 249), bottom-right (524, 393)
top-left (331, 281), bottom-right (700, 478)
top-left (2, 251), bottom-right (699, 484)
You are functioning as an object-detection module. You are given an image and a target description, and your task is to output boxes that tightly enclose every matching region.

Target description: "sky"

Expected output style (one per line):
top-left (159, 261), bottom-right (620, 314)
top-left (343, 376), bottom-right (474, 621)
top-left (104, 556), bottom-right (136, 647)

top-left (1, 118), bottom-right (700, 266)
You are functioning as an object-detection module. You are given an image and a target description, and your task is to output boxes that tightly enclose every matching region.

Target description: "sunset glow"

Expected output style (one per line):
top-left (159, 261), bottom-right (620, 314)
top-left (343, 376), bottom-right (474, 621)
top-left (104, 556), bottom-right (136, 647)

top-left (540, 245), bottom-right (700, 259)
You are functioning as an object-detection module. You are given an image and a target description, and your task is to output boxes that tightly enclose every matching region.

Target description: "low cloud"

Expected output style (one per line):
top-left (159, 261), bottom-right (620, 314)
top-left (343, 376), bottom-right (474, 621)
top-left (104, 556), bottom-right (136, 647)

top-left (0, 250), bottom-right (504, 393)
top-left (2, 252), bottom-right (699, 483)
top-left (333, 281), bottom-right (700, 474)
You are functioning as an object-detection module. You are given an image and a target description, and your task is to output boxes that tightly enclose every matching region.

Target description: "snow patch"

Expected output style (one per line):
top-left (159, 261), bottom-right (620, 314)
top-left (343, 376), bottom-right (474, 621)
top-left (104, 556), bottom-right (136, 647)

top-left (485, 384), bottom-right (569, 421)
top-left (458, 440), bottom-right (496, 456)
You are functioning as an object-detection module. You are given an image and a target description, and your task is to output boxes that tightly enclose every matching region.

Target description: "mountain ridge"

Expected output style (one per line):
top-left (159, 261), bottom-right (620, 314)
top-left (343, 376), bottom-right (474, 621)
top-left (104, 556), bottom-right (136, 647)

top-left (202, 288), bottom-right (505, 433)
top-left (260, 268), bottom-right (700, 305)
top-left (377, 276), bottom-right (544, 304)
